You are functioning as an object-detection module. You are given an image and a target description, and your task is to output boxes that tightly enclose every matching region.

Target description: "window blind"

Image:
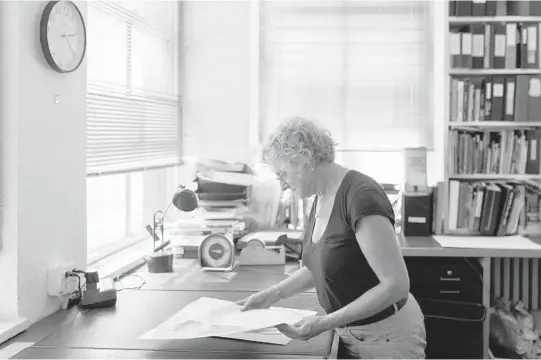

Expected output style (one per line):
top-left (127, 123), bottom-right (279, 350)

top-left (87, 1), bottom-right (181, 175)
top-left (260, 1), bottom-right (433, 151)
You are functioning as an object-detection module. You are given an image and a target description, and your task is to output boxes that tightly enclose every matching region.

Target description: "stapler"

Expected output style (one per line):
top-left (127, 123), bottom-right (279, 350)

top-left (79, 271), bottom-right (117, 309)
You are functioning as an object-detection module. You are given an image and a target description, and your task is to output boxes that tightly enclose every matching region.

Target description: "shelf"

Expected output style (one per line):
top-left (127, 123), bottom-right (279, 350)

top-left (449, 174), bottom-right (541, 181)
top-left (450, 68), bottom-right (541, 75)
top-left (449, 121), bottom-right (541, 129)
top-left (449, 16), bottom-right (541, 24)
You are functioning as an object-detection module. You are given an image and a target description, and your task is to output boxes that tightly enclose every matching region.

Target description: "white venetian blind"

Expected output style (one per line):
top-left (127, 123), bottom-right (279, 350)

top-left (87, 1), bottom-right (181, 175)
top-left (260, 1), bottom-right (433, 151)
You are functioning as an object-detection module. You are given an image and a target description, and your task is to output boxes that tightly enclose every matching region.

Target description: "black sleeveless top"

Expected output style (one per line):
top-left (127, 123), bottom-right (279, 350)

top-left (302, 170), bottom-right (396, 315)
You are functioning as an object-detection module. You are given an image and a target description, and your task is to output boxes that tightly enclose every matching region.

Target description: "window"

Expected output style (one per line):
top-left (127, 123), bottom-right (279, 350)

top-left (86, 1), bottom-right (182, 258)
top-left (86, 166), bottom-right (183, 261)
top-left (259, 1), bottom-right (434, 184)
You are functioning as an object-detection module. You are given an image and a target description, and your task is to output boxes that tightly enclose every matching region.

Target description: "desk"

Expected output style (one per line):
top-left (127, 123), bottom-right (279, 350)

top-left (6, 235), bottom-right (541, 359)
top-left (12, 290), bottom-right (338, 359)
top-left (399, 235), bottom-right (541, 359)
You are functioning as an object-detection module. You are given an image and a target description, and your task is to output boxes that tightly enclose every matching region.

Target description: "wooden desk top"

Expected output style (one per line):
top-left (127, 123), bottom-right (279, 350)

top-left (15, 290), bottom-right (336, 359)
top-left (399, 235), bottom-right (541, 258)
top-left (13, 346), bottom-right (332, 359)
top-left (130, 259), bottom-right (313, 293)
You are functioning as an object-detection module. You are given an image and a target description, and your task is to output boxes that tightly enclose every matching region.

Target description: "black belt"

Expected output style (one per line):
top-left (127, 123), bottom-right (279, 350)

top-left (346, 296), bottom-right (408, 327)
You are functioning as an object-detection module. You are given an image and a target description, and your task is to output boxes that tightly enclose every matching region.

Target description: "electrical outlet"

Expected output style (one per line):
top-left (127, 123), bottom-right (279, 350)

top-left (47, 263), bottom-right (77, 296)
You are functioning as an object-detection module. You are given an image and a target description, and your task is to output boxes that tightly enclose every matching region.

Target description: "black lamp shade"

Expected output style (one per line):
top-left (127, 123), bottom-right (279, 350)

top-left (172, 188), bottom-right (199, 212)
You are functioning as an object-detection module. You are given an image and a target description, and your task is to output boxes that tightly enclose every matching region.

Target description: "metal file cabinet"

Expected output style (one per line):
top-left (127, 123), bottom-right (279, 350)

top-left (405, 257), bottom-right (486, 359)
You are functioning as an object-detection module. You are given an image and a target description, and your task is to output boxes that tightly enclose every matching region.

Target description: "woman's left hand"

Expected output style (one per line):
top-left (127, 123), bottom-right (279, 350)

top-left (275, 315), bottom-right (327, 341)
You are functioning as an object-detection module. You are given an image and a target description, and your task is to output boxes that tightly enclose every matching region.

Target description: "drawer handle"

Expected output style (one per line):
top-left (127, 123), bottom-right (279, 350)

top-left (440, 290), bottom-right (460, 294)
top-left (440, 277), bottom-right (461, 281)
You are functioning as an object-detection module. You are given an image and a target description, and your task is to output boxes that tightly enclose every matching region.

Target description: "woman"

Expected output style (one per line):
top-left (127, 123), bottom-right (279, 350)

top-left (237, 118), bottom-right (426, 359)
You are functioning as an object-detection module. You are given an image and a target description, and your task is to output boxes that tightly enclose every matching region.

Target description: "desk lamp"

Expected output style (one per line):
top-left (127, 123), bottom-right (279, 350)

top-left (146, 185), bottom-right (199, 273)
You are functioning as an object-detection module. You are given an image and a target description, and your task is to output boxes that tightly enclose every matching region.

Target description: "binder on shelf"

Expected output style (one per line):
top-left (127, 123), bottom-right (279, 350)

top-left (492, 76), bottom-right (505, 120)
top-left (504, 76), bottom-right (516, 121)
top-left (462, 28), bottom-right (473, 68)
top-left (526, 130), bottom-right (541, 175)
top-left (493, 23), bottom-right (506, 69)
top-left (515, 75), bottom-right (529, 122)
top-left (456, 0), bottom-right (472, 16)
top-left (505, 23), bottom-right (517, 69)
top-left (450, 29), bottom-right (462, 68)
top-left (484, 24), bottom-right (493, 69)
top-left (472, 24), bottom-right (485, 69)
top-left (527, 76), bottom-right (541, 121)
top-left (532, 1), bottom-right (541, 16)
top-left (495, 0), bottom-right (506, 16)
top-left (485, 0), bottom-right (497, 16)
top-left (507, 0), bottom-right (530, 16)
top-left (472, 0), bottom-right (486, 17)
top-left (525, 24), bottom-right (539, 69)
top-left (519, 24), bottom-right (528, 68)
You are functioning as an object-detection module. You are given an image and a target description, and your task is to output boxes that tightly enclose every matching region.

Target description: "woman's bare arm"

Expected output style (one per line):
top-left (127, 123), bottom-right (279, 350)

top-left (272, 266), bottom-right (315, 301)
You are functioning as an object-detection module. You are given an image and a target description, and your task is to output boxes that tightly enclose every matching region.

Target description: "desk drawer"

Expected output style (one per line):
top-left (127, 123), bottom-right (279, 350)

top-left (406, 257), bottom-right (483, 303)
top-left (419, 299), bottom-right (486, 359)
top-left (410, 280), bottom-right (482, 303)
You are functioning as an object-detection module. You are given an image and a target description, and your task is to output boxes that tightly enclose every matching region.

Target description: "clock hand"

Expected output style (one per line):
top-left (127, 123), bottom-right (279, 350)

top-left (64, 36), bottom-right (75, 56)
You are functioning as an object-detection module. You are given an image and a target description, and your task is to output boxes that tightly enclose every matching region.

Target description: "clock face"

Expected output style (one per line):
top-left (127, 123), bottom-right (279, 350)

top-left (40, 1), bottom-right (86, 73)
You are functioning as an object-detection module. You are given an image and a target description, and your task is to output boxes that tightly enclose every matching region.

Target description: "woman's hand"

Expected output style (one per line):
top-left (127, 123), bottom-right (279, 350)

top-left (236, 286), bottom-right (281, 311)
top-left (275, 315), bottom-right (327, 341)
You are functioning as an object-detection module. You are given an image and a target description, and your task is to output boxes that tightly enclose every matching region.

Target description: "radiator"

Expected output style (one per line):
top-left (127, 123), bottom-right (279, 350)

top-left (491, 258), bottom-right (541, 310)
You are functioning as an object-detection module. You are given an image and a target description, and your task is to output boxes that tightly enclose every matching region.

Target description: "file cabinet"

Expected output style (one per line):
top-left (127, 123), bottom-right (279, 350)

top-left (405, 257), bottom-right (486, 359)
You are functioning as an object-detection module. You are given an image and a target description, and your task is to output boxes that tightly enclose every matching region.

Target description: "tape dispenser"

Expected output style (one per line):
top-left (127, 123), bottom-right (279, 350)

top-left (237, 231), bottom-right (303, 265)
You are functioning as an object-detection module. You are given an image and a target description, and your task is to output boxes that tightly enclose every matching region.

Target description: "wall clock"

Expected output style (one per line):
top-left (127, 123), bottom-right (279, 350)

top-left (40, 1), bottom-right (86, 73)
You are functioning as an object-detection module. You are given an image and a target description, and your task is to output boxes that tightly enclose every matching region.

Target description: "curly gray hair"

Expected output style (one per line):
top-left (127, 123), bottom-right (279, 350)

top-left (261, 117), bottom-right (338, 173)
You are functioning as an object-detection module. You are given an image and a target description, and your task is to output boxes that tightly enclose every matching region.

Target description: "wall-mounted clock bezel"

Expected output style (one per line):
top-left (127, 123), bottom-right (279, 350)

top-left (40, 0), bottom-right (87, 74)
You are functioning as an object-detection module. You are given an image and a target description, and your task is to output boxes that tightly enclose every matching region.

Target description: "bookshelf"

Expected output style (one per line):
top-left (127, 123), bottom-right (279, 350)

top-left (444, 1), bottom-right (541, 236)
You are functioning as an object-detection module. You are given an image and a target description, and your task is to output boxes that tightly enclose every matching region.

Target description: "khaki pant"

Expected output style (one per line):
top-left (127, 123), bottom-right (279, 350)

top-left (336, 293), bottom-right (427, 359)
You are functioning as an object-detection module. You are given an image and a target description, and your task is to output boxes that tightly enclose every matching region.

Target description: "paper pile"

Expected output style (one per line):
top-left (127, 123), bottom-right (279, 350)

top-left (140, 297), bottom-right (316, 345)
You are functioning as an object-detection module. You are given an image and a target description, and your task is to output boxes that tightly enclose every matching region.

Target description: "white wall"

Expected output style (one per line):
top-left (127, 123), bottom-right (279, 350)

top-left (0, 1), bottom-right (87, 323)
top-left (0, 1), bottom-right (20, 321)
top-left (182, 1), bottom-right (258, 166)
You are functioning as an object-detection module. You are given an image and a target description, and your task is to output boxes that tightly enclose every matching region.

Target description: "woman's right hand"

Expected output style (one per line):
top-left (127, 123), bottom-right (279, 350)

top-left (236, 286), bottom-right (282, 311)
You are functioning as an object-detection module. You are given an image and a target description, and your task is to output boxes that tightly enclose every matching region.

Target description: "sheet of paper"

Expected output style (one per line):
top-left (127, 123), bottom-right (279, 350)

top-left (220, 327), bottom-right (294, 345)
top-left (140, 297), bottom-right (316, 344)
top-left (217, 308), bottom-right (316, 345)
top-left (0, 342), bottom-right (34, 359)
top-left (433, 235), bottom-right (541, 250)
